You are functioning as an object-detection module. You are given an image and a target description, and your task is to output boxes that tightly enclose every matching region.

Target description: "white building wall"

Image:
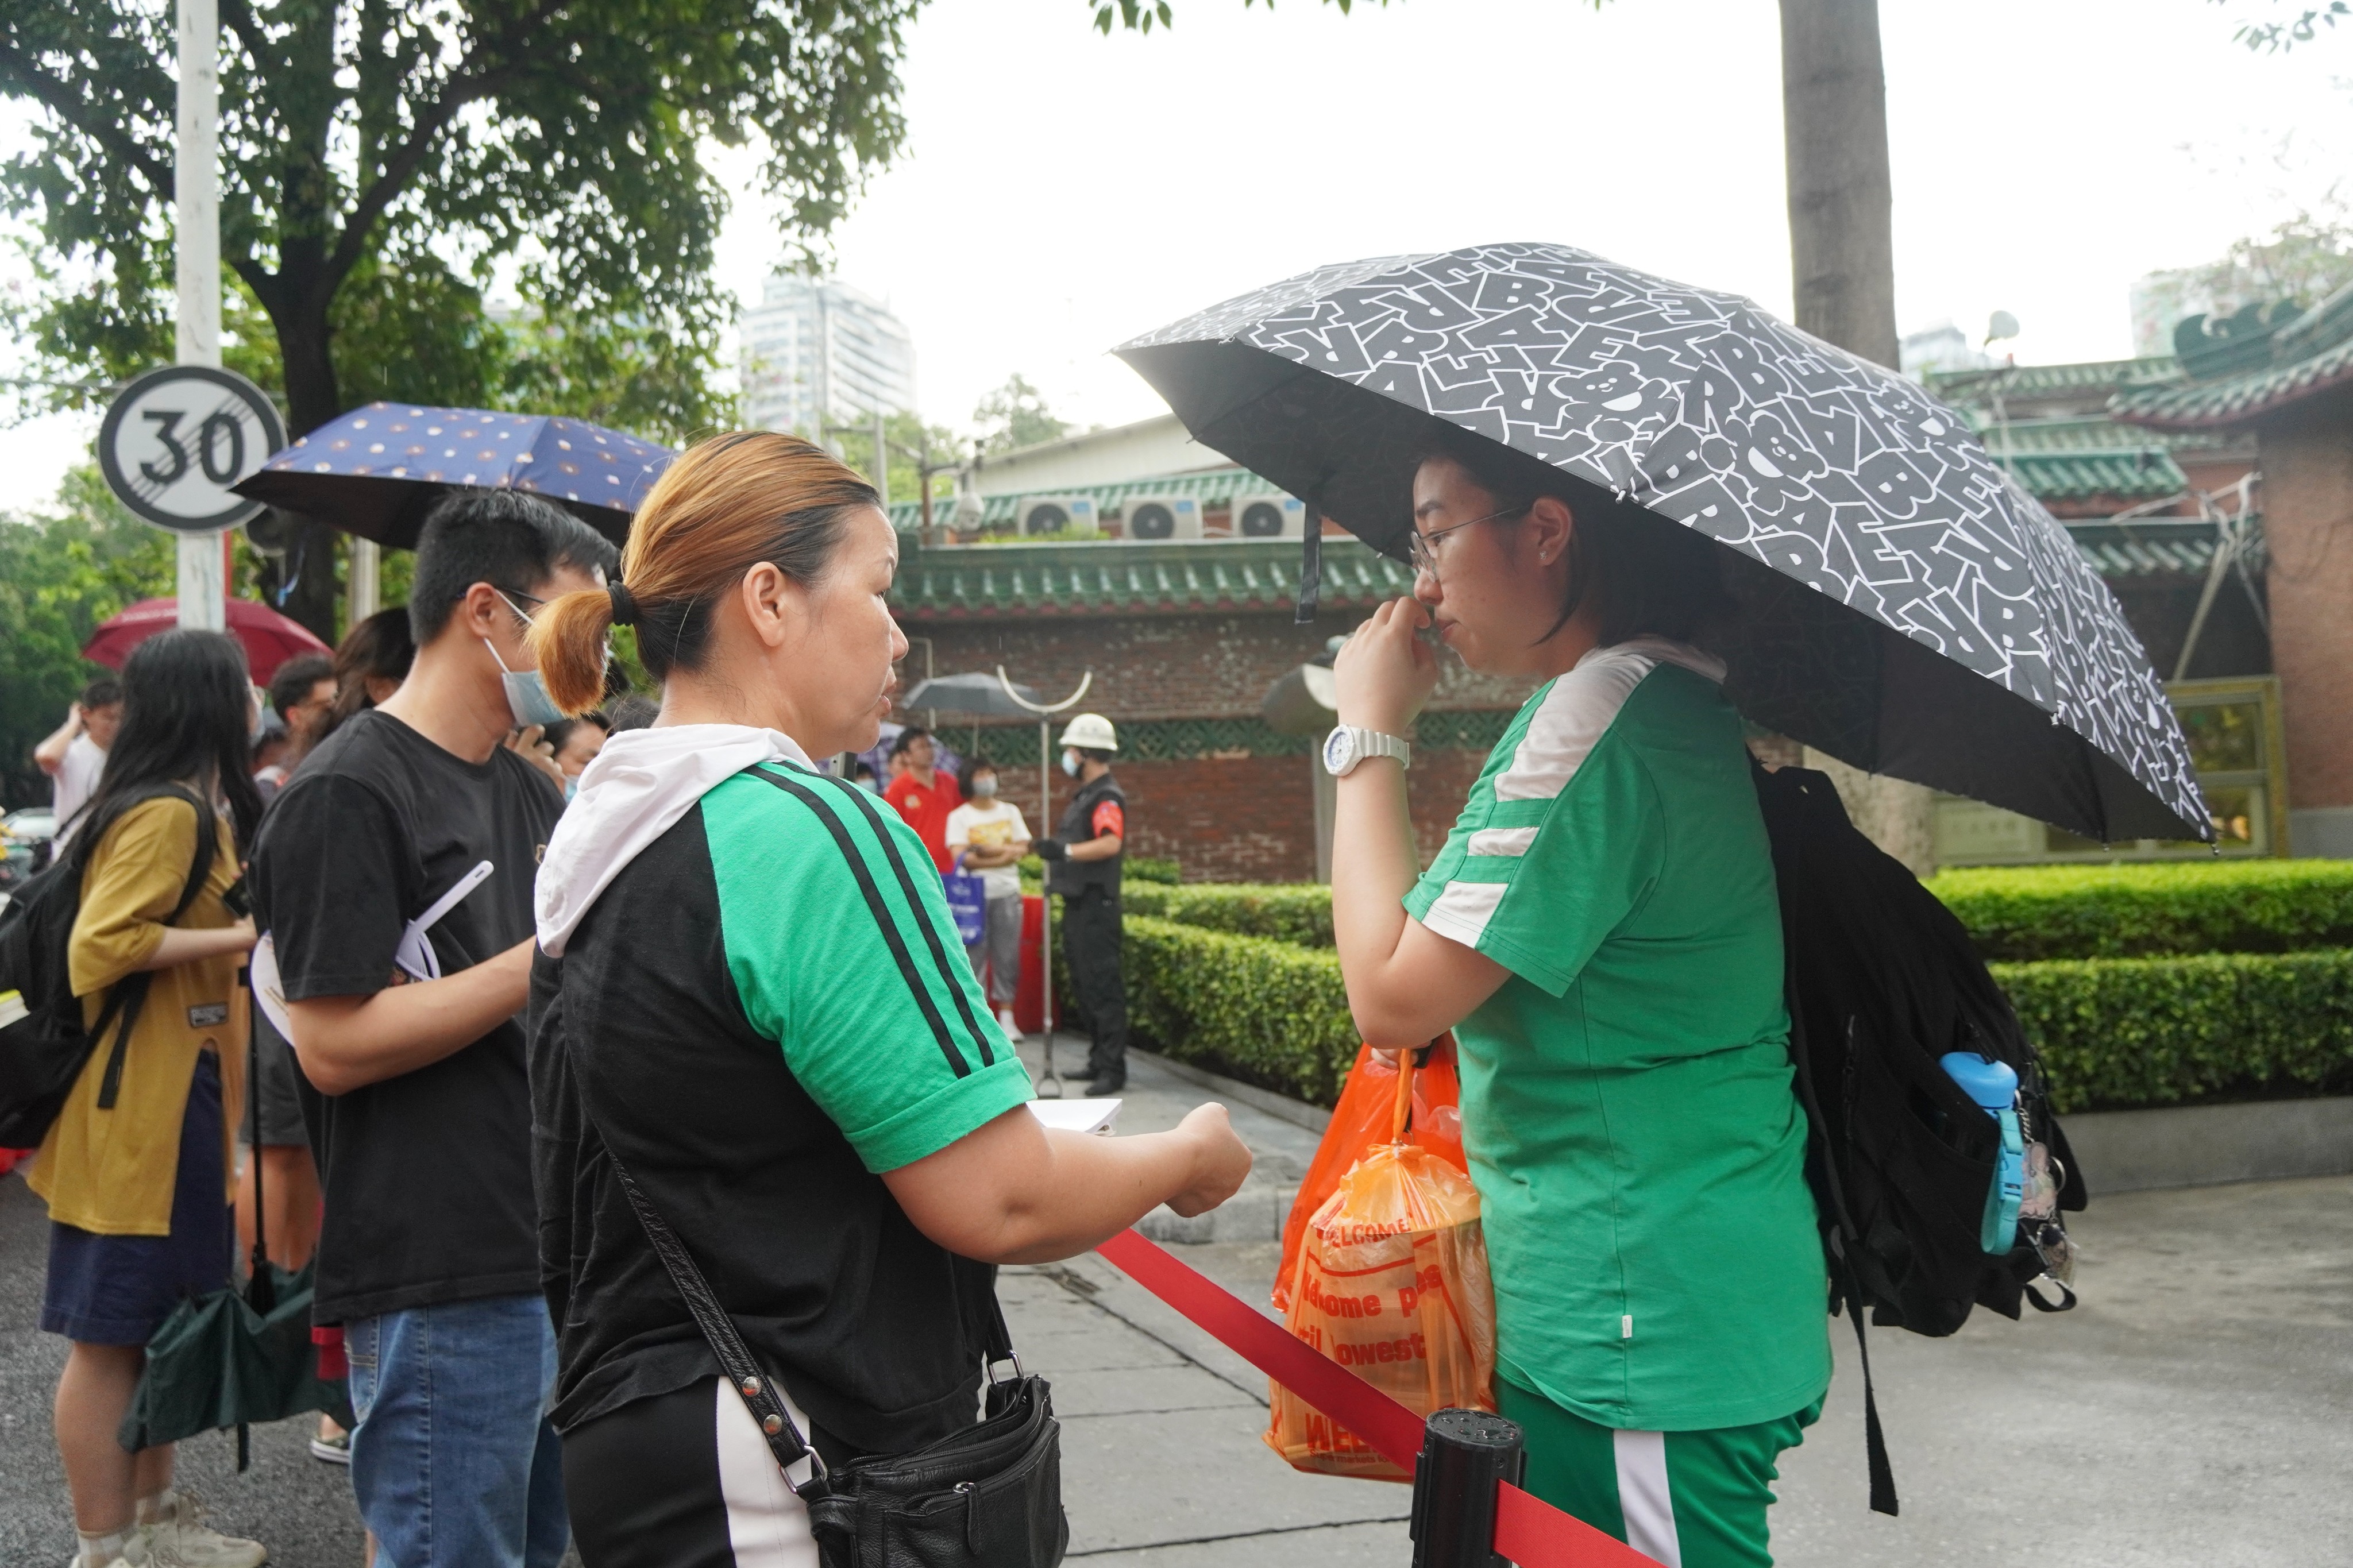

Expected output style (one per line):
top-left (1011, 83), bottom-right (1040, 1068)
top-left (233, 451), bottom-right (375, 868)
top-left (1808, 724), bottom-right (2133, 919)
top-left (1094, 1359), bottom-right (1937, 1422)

top-left (740, 276), bottom-right (917, 434)
top-left (973, 414), bottom-right (1221, 496)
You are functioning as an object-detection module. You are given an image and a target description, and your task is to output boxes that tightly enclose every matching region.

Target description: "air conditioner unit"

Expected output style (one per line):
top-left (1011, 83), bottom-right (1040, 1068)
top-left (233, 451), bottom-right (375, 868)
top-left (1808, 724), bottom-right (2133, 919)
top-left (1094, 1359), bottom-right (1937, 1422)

top-left (1232, 492), bottom-right (1307, 539)
top-left (1017, 495), bottom-right (1099, 536)
top-left (1121, 494), bottom-right (1203, 541)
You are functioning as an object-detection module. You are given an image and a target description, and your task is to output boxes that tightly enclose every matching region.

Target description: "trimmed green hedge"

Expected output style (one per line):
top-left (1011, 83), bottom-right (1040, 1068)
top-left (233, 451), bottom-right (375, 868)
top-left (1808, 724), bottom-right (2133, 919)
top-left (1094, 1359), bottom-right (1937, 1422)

top-left (1114, 916), bottom-right (2353, 1115)
top-left (1118, 860), bottom-right (2353, 963)
top-left (1120, 882), bottom-right (1335, 945)
top-left (1120, 916), bottom-right (1360, 1107)
top-left (1993, 949), bottom-right (2353, 1112)
top-left (1927, 860), bottom-right (2353, 961)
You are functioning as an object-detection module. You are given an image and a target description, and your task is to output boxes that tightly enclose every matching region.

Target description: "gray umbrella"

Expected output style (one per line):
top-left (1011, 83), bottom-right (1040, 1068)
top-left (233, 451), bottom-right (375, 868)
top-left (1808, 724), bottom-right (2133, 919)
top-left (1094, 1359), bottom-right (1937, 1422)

top-left (1117, 244), bottom-right (2206, 843)
top-left (901, 673), bottom-right (1044, 718)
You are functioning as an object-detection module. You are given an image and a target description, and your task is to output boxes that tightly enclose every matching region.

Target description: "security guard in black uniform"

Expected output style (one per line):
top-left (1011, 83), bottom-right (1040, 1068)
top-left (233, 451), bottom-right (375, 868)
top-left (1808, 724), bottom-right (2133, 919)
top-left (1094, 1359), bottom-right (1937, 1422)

top-left (1032, 713), bottom-right (1129, 1094)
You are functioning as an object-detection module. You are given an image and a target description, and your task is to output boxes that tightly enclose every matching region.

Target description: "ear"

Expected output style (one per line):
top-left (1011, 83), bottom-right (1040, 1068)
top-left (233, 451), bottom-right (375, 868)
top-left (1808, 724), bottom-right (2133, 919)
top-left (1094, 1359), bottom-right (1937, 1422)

top-left (739, 561), bottom-right (797, 651)
top-left (1525, 496), bottom-right (1576, 567)
top-left (456, 581), bottom-right (510, 640)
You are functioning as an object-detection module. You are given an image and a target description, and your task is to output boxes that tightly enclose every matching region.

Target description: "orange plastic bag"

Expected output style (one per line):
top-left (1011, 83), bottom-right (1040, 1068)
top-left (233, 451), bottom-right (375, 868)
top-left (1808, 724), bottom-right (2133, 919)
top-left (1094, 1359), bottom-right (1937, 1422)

top-left (1264, 1052), bottom-right (1496, 1482)
top-left (1274, 1038), bottom-right (1467, 1314)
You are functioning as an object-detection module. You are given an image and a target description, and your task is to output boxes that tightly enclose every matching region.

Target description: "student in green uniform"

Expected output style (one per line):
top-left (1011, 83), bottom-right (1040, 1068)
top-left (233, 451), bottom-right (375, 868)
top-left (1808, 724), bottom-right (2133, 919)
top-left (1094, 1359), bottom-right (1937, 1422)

top-left (522, 432), bottom-right (1253, 1566)
top-left (1324, 428), bottom-right (1830, 1568)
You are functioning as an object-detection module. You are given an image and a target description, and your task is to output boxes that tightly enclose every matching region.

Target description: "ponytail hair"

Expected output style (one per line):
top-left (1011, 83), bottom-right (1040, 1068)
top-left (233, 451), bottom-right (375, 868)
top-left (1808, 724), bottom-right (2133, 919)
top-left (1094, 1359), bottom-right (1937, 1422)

top-left (529, 432), bottom-right (882, 714)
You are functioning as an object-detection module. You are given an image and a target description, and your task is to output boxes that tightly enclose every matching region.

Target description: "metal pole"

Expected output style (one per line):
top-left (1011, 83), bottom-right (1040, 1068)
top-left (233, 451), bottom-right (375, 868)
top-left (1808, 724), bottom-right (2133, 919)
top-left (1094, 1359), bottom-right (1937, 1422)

top-left (1409, 1408), bottom-right (1525, 1568)
top-left (349, 537), bottom-right (381, 621)
top-left (174, 0), bottom-right (226, 632)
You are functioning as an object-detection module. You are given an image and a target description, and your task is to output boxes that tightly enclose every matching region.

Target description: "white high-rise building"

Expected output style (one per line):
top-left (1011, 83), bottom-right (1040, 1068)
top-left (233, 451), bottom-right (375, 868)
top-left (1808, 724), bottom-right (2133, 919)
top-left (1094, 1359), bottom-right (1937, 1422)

top-left (739, 275), bottom-right (916, 436)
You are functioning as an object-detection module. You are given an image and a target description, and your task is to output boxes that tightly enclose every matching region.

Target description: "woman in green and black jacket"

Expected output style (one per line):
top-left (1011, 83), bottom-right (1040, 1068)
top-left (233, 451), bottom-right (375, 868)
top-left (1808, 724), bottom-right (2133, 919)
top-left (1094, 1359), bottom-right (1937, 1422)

top-left (523, 432), bottom-right (1253, 1568)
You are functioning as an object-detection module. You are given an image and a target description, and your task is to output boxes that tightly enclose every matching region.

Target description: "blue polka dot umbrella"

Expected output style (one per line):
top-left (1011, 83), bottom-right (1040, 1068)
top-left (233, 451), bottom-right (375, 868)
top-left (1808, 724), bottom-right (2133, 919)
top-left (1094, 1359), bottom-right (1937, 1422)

top-left (1118, 243), bottom-right (2208, 844)
top-left (233, 403), bottom-right (674, 549)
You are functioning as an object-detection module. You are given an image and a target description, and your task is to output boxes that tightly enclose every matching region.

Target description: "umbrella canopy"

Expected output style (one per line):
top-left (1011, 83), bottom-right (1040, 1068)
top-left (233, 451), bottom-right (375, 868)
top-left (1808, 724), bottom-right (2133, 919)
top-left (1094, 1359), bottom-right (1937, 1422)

top-left (901, 672), bottom-right (1045, 718)
top-left (119, 1261), bottom-right (352, 1458)
top-left (84, 598), bottom-right (330, 686)
top-left (1118, 244), bottom-right (2206, 843)
top-left (233, 403), bottom-right (674, 550)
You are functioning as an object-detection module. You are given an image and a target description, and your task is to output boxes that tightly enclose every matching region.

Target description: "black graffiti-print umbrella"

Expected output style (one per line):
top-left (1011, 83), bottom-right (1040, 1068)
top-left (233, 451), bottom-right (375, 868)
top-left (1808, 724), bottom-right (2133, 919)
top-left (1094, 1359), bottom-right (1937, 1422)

top-left (1117, 243), bottom-right (2207, 843)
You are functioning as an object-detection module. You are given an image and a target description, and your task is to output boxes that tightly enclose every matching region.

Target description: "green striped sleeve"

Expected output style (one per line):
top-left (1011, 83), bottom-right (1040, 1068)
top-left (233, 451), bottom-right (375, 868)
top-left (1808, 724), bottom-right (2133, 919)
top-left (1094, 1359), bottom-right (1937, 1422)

top-left (704, 764), bottom-right (1032, 1172)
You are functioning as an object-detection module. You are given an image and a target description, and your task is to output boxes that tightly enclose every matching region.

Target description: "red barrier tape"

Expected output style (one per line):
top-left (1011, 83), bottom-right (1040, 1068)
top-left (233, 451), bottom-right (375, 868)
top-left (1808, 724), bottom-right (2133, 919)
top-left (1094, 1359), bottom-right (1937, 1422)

top-left (1093, 1229), bottom-right (1662, 1568)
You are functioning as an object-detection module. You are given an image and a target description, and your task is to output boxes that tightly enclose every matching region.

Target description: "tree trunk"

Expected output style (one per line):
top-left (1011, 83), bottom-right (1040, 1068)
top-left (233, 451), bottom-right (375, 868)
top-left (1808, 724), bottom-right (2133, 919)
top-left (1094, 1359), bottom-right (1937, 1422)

top-left (259, 283), bottom-right (346, 644)
top-left (1778, 0), bottom-right (1937, 877)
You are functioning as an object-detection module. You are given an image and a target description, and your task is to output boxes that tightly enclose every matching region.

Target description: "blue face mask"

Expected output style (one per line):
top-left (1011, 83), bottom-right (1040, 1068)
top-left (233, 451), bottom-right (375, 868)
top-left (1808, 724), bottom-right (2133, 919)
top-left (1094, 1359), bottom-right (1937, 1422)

top-left (485, 591), bottom-right (566, 729)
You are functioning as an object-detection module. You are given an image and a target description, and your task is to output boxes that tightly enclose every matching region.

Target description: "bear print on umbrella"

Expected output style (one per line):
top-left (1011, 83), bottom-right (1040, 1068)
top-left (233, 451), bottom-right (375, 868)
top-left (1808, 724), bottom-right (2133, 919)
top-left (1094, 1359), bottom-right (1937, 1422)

top-left (1120, 242), bottom-right (2201, 831)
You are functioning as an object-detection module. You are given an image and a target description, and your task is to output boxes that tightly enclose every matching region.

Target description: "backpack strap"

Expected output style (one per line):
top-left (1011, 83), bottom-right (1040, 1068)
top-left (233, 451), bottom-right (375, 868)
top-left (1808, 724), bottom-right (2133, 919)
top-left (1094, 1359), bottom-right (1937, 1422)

top-left (92, 788), bottom-right (220, 1111)
top-left (1754, 759), bottom-right (1899, 1518)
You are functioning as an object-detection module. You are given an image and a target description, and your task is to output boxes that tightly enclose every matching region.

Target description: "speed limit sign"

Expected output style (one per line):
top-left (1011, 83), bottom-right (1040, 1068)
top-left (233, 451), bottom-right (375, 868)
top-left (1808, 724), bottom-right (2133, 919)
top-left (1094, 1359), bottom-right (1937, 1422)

top-left (97, 365), bottom-right (288, 533)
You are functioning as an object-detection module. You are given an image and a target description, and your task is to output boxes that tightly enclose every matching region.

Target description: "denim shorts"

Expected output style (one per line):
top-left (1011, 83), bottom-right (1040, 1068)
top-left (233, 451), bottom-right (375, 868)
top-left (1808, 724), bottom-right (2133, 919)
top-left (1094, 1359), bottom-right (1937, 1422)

top-left (42, 1052), bottom-right (233, 1346)
top-left (345, 1293), bottom-right (569, 1568)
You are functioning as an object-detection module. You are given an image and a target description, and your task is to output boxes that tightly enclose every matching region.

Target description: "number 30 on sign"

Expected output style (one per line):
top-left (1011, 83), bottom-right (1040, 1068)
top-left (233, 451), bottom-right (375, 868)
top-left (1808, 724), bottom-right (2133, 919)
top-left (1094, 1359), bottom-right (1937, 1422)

top-left (97, 365), bottom-right (288, 534)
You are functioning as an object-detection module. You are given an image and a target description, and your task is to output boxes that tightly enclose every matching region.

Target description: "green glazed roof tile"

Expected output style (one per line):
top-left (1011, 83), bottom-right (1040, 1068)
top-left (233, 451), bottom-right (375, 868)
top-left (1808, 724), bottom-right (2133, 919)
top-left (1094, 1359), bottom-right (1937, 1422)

top-left (891, 535), bottom-right (1414, 618)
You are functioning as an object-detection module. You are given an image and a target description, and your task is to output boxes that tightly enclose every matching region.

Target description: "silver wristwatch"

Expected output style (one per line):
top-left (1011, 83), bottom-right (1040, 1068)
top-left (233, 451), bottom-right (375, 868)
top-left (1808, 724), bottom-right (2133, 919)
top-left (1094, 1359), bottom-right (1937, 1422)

top-left (1322, 725), bottom-right (1412, 777)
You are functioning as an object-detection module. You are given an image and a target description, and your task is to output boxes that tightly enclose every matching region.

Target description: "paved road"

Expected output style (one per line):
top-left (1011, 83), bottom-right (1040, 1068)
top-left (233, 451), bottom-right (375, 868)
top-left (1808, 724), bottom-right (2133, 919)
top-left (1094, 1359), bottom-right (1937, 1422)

top-left (5, 1042), bottom-right (2348, 1566)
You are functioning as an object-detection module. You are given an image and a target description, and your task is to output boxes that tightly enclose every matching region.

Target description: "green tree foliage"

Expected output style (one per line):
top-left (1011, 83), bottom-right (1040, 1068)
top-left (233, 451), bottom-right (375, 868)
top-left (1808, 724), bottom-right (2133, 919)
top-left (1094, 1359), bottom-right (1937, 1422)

top-left (830, 408), bottom-right (969, 509)
top-left (0, 469), bottom-right (175, 808)
top-left (2, 0), bottom-right (923, 632)
top-left (2178, 210), bottom-right (2353, 312)
top-left (973, 374), bottom-right (1071, 456)
top-left (2217, 0), bottom-right (2349, 51)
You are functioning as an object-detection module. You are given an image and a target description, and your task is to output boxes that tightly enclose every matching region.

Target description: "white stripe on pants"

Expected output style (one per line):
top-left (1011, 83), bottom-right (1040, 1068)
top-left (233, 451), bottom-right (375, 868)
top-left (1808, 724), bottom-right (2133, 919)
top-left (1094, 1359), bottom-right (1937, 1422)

top-left (1613, 1428), bottom-right (1683, 1568)
top-left (712, 1377), bottom-right (820, 1567)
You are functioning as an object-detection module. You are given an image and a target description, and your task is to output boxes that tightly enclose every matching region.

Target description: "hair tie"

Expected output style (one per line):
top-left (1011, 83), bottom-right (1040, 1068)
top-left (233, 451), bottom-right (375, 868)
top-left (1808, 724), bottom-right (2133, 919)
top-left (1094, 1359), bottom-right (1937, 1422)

top-left (607, 581), bottom-right (638, 626)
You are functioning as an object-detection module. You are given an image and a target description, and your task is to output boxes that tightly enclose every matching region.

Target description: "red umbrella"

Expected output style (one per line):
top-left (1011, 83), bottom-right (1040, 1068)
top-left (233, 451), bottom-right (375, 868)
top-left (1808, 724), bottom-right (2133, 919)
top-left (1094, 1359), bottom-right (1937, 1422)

top-left (84, 599), bottom-right (331, 686)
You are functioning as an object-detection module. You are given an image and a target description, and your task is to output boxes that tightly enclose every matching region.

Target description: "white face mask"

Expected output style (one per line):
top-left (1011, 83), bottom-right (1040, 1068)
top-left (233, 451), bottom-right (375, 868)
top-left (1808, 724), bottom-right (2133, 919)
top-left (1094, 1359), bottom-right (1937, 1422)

top-left (1060, 750), bottom-right (1082, 778)
top-left (971, 775), bottom-right (998, 798)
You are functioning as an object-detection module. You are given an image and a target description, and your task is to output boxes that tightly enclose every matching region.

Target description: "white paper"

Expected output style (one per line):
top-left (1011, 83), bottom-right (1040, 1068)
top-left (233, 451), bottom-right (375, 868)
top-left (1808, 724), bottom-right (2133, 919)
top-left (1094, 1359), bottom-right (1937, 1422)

top-left (1026, 1098), bottom-right (1121, 1136)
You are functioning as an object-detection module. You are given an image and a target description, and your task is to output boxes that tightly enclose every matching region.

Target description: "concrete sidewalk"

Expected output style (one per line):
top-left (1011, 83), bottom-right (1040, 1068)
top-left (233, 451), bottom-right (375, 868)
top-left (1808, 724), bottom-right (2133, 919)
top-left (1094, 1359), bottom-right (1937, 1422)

top-left (3, 1031), bottom-right (2347, 1566)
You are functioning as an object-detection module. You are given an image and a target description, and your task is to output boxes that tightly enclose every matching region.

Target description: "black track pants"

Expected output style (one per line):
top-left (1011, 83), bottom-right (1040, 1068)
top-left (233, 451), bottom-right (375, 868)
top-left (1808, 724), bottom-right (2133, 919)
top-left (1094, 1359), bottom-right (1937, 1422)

top-left (1059, 887), bottom-right (1128, 1084)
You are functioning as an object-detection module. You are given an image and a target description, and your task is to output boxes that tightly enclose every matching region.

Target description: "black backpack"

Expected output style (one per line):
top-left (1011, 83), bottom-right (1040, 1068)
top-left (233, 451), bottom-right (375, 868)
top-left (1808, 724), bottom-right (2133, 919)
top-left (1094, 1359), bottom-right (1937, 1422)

top-left (1750, 762), bottom-right (2086, 1515)
top-left (0, 786), bottom-right (218, 1148)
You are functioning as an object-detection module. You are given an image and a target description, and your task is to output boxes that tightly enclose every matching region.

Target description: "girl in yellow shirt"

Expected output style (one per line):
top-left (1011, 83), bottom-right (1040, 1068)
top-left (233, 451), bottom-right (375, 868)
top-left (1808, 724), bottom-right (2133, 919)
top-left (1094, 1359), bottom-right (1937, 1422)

top-left (28, 629), bottom-right (267, 1568)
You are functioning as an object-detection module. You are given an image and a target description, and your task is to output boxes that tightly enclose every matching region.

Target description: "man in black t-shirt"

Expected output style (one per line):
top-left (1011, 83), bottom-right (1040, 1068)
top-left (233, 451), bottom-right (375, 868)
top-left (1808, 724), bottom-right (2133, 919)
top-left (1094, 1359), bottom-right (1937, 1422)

top-left (250, 489), bottom-right (612, 1568)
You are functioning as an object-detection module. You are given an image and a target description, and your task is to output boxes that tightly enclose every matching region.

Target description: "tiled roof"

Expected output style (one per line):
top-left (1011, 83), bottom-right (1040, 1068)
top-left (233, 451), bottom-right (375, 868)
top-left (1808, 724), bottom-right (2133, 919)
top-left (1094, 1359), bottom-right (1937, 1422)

top-left (2064, 519), bottom-right (2235, 579)
top-left (2112, 335), bottom-right (2353, 429)
top-left (2113, 282), bottom-right (2353, 429)
top-left (1996, 448), bottom-right (2188, 501)
top-left (884, 466), bottom-right (1281, 531)
top-left (1927, 357), bottom-right (2184, 404)
top-left (890, 535), bottom-right (1412, 618)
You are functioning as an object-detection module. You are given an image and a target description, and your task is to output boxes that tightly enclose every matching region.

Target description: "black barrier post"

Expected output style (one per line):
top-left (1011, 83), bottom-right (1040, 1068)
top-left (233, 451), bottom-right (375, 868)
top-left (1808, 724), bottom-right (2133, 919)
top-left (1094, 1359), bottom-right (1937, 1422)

top-left (1410, 1408), bottom-right (1526, 1567)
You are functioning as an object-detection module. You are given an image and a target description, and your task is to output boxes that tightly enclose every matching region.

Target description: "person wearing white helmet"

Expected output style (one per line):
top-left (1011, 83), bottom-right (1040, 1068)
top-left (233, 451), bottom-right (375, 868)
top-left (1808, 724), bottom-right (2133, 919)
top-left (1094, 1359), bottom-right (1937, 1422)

top-left (1032, 713), bottom-right (1130, 1094)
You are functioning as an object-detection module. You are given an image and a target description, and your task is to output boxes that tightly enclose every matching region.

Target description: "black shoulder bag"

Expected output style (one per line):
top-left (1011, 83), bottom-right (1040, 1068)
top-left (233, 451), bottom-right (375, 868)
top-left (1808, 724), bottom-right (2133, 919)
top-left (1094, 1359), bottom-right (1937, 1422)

top-left (601, 1146), bottom-right (1068, 1568)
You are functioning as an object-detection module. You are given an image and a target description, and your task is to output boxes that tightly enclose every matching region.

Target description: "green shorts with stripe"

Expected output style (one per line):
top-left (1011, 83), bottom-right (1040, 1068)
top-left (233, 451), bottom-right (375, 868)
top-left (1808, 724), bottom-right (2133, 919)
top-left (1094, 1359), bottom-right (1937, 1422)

top-left (1498, 1380), bottom-right (1820, 1568)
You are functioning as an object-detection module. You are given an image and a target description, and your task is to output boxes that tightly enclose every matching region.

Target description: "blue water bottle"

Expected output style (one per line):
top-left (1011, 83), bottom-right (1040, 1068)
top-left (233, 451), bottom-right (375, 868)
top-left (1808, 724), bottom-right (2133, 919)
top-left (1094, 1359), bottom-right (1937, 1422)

top-left (1939, 1052), bottom-right (2024, 1254)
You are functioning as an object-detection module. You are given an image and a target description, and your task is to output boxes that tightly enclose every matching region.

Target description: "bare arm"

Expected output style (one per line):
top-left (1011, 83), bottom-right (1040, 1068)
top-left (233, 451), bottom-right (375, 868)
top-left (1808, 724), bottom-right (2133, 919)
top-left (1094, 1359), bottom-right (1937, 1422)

top-left (287, 938), bottom-right (536, 1096)
top-left (136, 919), bottom-right (258, 972)
top-left (34, 706), bottom-right (82, 777)
top-left (1330, 599), bottom-right (1513, 1046)
top-left (883, 1102), bottom-right (1252, 1265)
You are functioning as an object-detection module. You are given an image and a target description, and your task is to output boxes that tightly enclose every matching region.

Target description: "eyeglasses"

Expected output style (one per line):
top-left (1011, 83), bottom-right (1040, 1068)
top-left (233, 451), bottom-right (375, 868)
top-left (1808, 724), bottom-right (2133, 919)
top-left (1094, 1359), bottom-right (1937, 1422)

top-left (1405, 502), bottom-right (1532, 583)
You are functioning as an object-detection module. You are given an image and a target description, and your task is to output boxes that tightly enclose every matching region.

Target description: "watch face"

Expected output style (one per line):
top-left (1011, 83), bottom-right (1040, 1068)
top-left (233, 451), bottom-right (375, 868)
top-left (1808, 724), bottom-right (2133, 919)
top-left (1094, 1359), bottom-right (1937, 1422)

top-left (1324, 727), bottom-right (1355, 774)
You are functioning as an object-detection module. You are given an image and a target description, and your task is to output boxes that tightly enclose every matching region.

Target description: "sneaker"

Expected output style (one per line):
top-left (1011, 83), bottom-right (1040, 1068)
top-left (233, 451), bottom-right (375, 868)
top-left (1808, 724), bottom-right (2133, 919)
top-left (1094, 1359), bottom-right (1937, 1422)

top-left (997, 1008), bottom-right (1024, 1040)
top-left (308, 1426), bottom-right (351, 1465)
top-left (138, 1493), bottom-right (265, 1568)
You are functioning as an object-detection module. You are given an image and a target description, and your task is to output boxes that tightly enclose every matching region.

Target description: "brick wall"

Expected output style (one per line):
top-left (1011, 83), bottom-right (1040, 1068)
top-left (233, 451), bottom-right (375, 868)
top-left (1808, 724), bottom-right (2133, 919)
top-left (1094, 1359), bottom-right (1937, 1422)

top-left (900, 611), bottom-right (1537, 720)
top-left (2261, 396), bottom-right (2353, 814)
top-left (983, 744), bottom-right (1494, 883)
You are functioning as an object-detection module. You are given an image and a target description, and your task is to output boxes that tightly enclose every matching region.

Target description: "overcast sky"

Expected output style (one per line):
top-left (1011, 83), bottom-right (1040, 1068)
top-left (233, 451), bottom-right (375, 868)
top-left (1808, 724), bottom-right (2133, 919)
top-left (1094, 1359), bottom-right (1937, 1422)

top-left (3, 0), bottom-right (2346, 513)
